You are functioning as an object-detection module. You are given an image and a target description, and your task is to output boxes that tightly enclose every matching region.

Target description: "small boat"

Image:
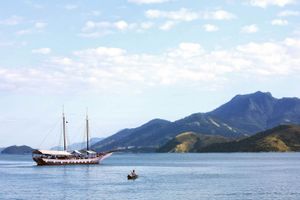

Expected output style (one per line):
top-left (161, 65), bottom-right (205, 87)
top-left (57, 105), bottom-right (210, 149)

top-left (127, 174), bottom-right (138, 180)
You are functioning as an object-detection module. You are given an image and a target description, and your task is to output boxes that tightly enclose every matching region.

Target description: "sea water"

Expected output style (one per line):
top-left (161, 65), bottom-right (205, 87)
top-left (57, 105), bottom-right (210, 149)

top-left (0, 153), bottom-right (300, 200)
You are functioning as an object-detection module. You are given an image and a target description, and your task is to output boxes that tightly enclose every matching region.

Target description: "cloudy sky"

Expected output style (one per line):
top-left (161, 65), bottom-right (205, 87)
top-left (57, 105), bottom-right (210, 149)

top-left (0, 0), bottom-right (300, 148)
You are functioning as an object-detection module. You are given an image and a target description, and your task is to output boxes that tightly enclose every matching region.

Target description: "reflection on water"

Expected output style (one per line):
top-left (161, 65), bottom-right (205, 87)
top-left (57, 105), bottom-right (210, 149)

top-left (0, 153), bottom-right (300, 200)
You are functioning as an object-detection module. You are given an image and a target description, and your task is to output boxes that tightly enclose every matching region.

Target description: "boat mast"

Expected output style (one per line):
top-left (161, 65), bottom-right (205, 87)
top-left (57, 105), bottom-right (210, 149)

top-left (63, 108), bottom-right (67, 151)
top-left (86, 109), bottom-right (89, 151)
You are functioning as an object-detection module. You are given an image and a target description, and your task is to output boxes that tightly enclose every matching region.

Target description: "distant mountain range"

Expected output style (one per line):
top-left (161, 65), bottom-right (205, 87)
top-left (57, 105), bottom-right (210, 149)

top-left (92, 91), bottom-right (300, 152)
top-left (209, 92), bottom-right (300, 133)
top-left (51, 137), bottom-right (104, 150)
top-left (1, 145), bottom-right (34, 154)
top-left (2, 91), bottom-right (300, 154)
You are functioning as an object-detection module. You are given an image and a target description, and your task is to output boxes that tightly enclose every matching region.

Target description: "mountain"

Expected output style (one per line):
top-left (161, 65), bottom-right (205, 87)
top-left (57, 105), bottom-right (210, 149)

top-left (157, 132), bottom-right (230, 153)
top-left (200, 125), bottom-right (300, 152)
top-left (92, 119), bottom-right (171, 151)
top-left (1, 145), bottom-right (34, 154)
top-left (209, 91), bottom-right (300, 134)
top-left (92, 91), bottom-right (300, 152)
top-left (92, 116), bottom-right (242, 152)
top-left (0, 147), bottom-right (4, 153)
top-left (51, 137), bottom-right (104, 150)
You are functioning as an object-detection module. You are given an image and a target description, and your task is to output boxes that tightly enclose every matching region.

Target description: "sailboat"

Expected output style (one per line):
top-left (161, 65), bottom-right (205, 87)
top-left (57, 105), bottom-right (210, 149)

top-left (32, 111), bottom-right (112, 166)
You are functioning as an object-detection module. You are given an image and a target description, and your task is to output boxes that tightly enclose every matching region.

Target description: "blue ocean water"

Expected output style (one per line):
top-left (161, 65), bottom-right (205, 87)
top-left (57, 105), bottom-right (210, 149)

top-left (0, 153), bottom-right (300, 200)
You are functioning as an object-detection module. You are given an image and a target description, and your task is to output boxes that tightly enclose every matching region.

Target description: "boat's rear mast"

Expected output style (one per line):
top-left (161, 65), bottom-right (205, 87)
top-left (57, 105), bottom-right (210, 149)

top-left (86, 109), bottom-right (89, 151)
top-left (62, 107), bottom-right (90, 152)
top-left (63, 107), bottom-right (67, 151)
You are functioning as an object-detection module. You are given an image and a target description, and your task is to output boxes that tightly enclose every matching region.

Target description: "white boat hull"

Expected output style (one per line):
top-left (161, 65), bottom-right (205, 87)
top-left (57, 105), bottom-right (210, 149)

top-left (33, 153), bottom-right (113, 166)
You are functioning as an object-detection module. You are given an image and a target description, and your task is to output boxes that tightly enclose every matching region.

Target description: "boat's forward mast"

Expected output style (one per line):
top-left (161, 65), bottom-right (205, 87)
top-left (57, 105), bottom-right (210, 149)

top-left (62, 107), bottom-right (67, 151)
top-left (86, 108), bottom-right (90, 151)
top-left (62, 107), bottom-right (90, 152)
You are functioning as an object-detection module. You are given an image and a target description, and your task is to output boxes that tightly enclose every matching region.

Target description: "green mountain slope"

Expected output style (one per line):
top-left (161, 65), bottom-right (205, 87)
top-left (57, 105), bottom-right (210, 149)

top-left (157, 132), bottom-right (230, 153)
top-left (200, 125), bottom-right (300, 152)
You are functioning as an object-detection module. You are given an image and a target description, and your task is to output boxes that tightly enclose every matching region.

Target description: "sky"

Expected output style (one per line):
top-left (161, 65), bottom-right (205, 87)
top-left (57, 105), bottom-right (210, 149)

top-left (0, 0), bottom-right (300, 148)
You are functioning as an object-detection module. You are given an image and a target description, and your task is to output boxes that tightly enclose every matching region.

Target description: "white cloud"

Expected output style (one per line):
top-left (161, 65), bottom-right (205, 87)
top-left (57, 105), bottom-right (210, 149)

top-left (128, 0), bottom-right (170, 4)
top-left (81, 9), bottom-right (233, 34)
top-left (168, 43), bottom-right (205, 58)
top-left (271, 19), bottom-right (288, 26)
top-left (80, 20), bottom-right (155, 37)
top-left (82, 20), bottom-right (131, 32)
top-left (146, 8), bottom-right (198, 21)
top-left (80, 20), bottom-right (131, 37)
top-left (241, 24), bottom-right (259, 33)
top-left (16, 29), bottom-right (32, 35)
top-left (140, 22), bottom-right (154, 30)
top-left (284, 38), bottom-right (300, 47)
top-left (203, 24), bottom-right (219, 32)
top-left (0, 16), bottom-right (23, 26)
top-left (159, 21), bottom-right (176, 31)
top-left (34, 22), bottom-right (47, 29)
top-left (202, 10), bottom-right (235, 20)
top-left (248, 0), bottom-right (295, 7)
top-left (145, 8), bottom-right (235, 21)
top-left (74, 47), bottom-right (126, 57)
top-left (145, 10), bottom-right (161, 18)
top-left (16, 22), bottom-right (47, 36)
top-left (2, 38), bottom-right (299, 93)
top-left (32, 48), bottom-right (51, 55)
top-left (278, 10), bottom-right (299, 17)
top-left (82, 21), bottom-right (96, 31)
top-left (51, 57), bottom-right (73, 66)
top-left (114, 20), bottom-right (129, 30)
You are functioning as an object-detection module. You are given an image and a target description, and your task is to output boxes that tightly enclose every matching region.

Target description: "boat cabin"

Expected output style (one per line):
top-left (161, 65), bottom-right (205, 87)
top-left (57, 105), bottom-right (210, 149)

top-left (32, 150), bottom-right (72, 159)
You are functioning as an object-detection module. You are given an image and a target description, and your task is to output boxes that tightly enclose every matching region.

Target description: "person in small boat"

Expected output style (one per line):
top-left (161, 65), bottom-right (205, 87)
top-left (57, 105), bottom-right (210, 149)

top-left (131, 170), bottom-right (136, 177)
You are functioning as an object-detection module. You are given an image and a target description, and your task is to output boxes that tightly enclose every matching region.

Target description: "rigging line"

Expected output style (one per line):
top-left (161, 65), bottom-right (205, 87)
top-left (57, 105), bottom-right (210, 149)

top-left (48, 120), bottom-right (63, 151)
top-left (78, 124), bottom-right (85, 150)
top-left (53, 119), bottom-right (63, 151)
top-left (38, 119), bottom-right (61, 149)
top-left (81, 123), bottom-right (86, 150)
top-left (88, 117), bottom-right (93, 150)
top-left (72, 123), bottom-right (85, 150)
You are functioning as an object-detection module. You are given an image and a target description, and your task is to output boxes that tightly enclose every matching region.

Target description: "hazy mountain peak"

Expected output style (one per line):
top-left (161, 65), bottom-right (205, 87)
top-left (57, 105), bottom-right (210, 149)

top-left (210, 91), bottom-right (300, 133)
top-left (232, 91), bottom-right (274, 101)
top-left (138, 118), bottom-right (171, 130)
top-left (145, 118), bottom-right (171, 125)
top-left (254, 91), bottom-right (272, 96)
top-left (212, 91), bottom-right (276, 116)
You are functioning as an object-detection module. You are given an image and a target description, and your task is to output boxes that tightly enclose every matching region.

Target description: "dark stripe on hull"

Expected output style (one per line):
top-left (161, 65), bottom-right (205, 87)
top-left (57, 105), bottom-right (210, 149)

top-left (34, 157), bottom-right (101, 166)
